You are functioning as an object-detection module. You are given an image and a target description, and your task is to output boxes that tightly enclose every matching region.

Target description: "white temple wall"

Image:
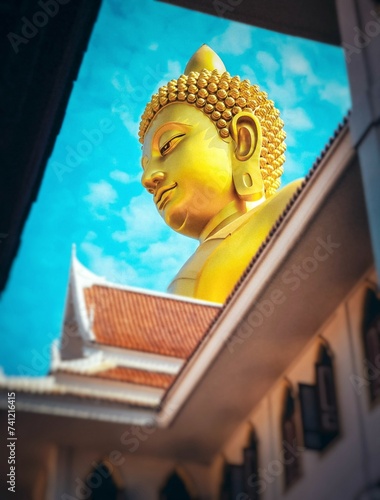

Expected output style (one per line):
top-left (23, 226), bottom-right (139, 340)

top-left (346, 270), bottom-right (380, 486)
top-left (52, 445), bottom-right (213, 499)
top-left (210, 267), bottom-right (379, 500)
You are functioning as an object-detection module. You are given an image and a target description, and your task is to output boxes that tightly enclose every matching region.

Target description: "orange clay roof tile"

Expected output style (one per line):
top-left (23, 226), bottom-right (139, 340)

top-left (83, 285), bottom-right (219, 358)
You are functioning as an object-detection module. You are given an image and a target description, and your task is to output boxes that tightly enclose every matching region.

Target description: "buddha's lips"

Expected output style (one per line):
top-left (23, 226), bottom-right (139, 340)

top-left (155, 183), bottom-right (177, 208)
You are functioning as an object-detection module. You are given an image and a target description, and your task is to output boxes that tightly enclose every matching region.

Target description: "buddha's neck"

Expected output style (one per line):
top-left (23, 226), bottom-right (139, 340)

top-left (198, 200), bottom-right (240, 242)
top-left (199, 197), bottom-right (266, 243)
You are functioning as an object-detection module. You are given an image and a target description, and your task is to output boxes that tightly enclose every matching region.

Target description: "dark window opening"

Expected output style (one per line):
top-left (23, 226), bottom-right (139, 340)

top-left (243, 430), bottom-right (260, 500)
top-left (219, 430), bottom-right (259, 500)
top-left (87, 463), bottom-right (120, 500)
top-left (299, 343), bottom-right (340, 451)
top-left (281, 386), bottom-right (301, 488)
top-left (362, 288), bottom-right (380, 402)
top-left (160, 471), bottom-right (192, 500)
top-left (219, 463), bottom-right (244, 500)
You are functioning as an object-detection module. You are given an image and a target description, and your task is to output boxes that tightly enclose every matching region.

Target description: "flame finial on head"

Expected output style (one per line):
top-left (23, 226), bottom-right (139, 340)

top-left (184, 44), bottom-right (226, 74)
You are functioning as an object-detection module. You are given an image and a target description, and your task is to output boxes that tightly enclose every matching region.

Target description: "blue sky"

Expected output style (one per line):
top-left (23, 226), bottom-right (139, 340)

top-left (0, 0), bottom-right (351, 376)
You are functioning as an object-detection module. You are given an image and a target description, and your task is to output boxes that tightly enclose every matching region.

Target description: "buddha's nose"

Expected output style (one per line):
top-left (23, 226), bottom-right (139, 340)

top-left (141, 169), bottom-right (166, 194)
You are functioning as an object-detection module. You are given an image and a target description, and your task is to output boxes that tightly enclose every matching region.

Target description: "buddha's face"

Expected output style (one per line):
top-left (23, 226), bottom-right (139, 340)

top-left (141, 103), bottom-right (239, 239)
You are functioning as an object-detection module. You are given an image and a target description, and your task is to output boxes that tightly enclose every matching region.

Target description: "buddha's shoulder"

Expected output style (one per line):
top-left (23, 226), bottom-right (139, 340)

top-left (268, 178), bottom-right (303, 207)
top-left (236, 178), bottom-right (304, 235)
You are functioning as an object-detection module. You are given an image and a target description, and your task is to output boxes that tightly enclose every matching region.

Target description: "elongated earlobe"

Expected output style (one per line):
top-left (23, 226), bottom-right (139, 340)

top-left (230, 112), bottom-right (265, 201)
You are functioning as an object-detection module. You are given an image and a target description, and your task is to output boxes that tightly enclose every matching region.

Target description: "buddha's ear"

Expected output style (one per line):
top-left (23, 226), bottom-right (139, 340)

top-left (229, 111), bottom-right (262, 161)
top-left (229, 111), bottom-right (264, 201)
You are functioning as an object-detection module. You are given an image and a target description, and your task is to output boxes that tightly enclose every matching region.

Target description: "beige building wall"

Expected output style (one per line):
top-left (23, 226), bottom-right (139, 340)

top-left (53, 445), bottom-right (213, 499)
top-left (211, 267), bottom-right (379, 500)
top-left (346, 271), bottom-right (380, 488)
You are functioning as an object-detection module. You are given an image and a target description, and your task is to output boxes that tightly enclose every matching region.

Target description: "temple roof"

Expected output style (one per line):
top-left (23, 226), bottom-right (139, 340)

top-left (83, 283), bottom-right (219, 358)
top-left (0, 374), bottom-right (160, 408)
top-left (0, 254), bottom-right (220, 419)
top-left (6, 253), bottom-right (220, 415)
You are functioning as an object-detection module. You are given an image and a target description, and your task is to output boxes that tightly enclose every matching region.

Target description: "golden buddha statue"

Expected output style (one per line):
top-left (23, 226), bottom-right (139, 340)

top-left (139, 45), bottom-right (302, 304)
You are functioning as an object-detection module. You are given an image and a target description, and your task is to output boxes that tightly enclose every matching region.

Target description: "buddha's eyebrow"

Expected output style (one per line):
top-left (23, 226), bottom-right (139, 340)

top-left (153, 122), bottom-right (192, 144)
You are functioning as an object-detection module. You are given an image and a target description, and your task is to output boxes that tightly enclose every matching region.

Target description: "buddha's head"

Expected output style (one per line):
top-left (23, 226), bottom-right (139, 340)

top-left (139, 45), bottom-right (286, 239)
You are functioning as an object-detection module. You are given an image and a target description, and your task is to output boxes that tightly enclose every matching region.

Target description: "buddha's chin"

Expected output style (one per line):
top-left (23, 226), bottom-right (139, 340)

top-left (163, 207), bottom-right (187, 232)
top-left (162, 204), bottom-right (195, 237)
top-left (162, 198), bottom-right (206, 238)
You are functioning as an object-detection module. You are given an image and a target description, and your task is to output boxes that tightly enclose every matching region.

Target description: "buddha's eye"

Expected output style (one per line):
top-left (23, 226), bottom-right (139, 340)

top-left (160, 133), bottom-right (185, 156)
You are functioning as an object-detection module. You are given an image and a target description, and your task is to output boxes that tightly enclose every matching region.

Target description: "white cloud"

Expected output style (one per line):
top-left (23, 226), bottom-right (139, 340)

top-left (283, 108), bottom-right (314, 131)
top-left (111, 59), bottom-right (182, 136)
top-left (80, 242), bottom-right (138, 285)
top-left (282, 149), bottom-right (320, 184)
top-left (111, 92), bottom-right (140, 137)
top-left (111, 230), bottom-right (129, 243)
top-left (287, 52), bottom-right (309, 75)
top-left (166, 60), bottom-right (181, 79)
top-left (111, 72), bottom-right (124, 92)
top-left (210, 23), bottom-right (252, 56)
top-left (283, 129), bottom-right (296, 147)
top-left (256, 51), bottom-right (279, 74)
top-left (84, 180), bottom-right (118, 208)
top-left (265, 78), bottom-right (298, 108)
top-left (111, 193), bottom-right (165, 247)
top-left (319, 82), bottom-right (351, 113)
top-left (119, 109), bottom-right (139, 137)
top-left (280, 44), bottom-right (319, 86)
top-left (137, 234), bottom-right (198, 290)
top-left (138, 234), bottom-right (197, 270)
top-left (154, 60), bottom-right (182, 91)
top-left (282, 151), bottom-right (302, 179)
top-left (108, 191), bottom-right (198, 291)
top-left (111, 73), bottom-right (140, 96)
top-left (85, 230), bottom-right (97, 241)
top-left (110, 169), bottom-right (140, 184)
top-left (240, 64), bottom-right (259, 85)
